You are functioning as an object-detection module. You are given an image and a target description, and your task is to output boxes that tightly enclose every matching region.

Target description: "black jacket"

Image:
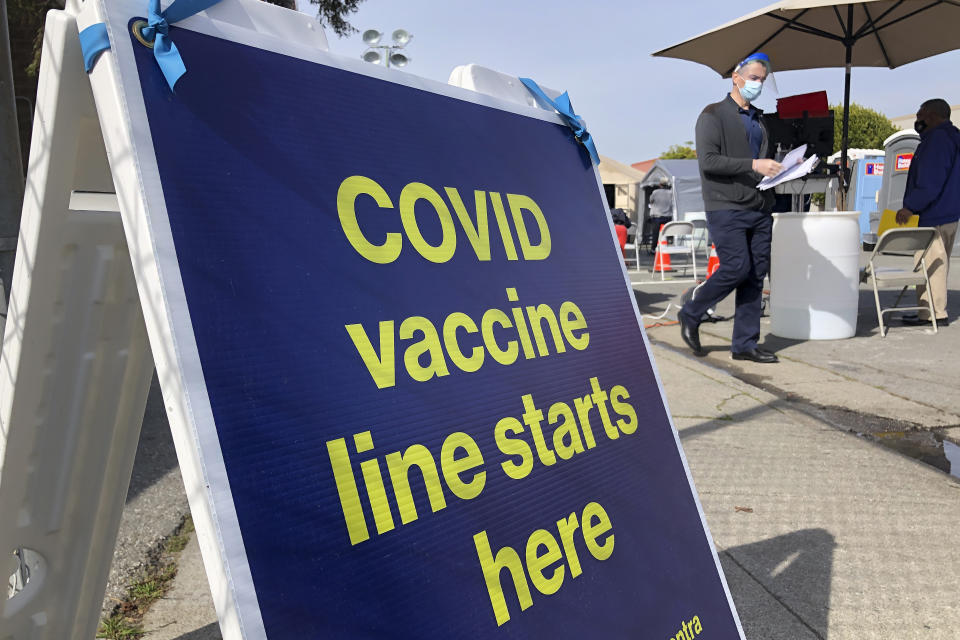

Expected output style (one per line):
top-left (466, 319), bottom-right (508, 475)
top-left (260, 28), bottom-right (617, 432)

top-left (695, 95), bottom-right (775, 212)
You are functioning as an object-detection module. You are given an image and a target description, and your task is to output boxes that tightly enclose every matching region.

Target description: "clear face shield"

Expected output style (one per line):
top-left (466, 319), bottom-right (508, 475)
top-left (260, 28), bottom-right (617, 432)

top-left (733, 53), bottom-right (777, 102)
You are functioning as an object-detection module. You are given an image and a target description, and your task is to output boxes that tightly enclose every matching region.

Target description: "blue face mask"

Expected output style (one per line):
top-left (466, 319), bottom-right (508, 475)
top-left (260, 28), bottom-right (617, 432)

top-left (739, 80), bottom-right (763, 102)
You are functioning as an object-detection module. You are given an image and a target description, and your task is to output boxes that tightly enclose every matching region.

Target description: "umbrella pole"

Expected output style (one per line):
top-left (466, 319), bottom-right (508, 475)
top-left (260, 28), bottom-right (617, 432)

top-left (839, 7), bottom-right (853, 209)
top-left (838, 52), bottom-right (852, 209)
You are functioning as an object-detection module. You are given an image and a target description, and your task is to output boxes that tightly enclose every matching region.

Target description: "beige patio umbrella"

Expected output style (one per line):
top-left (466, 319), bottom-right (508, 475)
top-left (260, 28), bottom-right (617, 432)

top-left (653, 0), bottom-right (960, 189)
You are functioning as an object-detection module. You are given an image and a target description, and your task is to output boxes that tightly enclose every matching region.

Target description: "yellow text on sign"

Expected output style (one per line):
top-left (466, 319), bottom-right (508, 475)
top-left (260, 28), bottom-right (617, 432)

top-left (345, 288), bottom-right (589, 389)
top-left (326, 430), bottom-right (486, 546)
top-left (337, 176), bottom-right (551, 263)
top-left (474, 501), bottom-right (614, 626)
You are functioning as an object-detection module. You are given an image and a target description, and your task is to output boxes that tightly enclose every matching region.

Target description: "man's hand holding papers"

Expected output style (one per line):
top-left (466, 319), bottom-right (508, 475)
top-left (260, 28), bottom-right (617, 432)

top-left (753, 158), bottom-right (783, 177)
top-left (757, 144), bottom-right (820, 190)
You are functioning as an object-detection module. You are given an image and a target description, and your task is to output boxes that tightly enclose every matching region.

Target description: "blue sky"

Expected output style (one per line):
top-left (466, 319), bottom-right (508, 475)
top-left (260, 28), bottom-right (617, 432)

top-left (294, 0), bottom-right (960, 164)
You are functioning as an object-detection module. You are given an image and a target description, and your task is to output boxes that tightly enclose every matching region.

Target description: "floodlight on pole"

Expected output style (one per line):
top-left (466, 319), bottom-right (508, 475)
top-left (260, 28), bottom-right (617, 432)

top-left (360, 27), bottom-right (413, 69)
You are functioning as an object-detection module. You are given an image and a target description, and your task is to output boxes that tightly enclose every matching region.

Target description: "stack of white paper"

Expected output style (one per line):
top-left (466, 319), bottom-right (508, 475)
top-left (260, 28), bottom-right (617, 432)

top-left (758, 144), bottom-right (820, 190)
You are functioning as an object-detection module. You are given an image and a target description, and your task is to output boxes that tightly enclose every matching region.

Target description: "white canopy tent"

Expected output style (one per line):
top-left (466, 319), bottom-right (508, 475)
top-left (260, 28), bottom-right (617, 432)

top-left (598, 155), bottom-right (648, 219)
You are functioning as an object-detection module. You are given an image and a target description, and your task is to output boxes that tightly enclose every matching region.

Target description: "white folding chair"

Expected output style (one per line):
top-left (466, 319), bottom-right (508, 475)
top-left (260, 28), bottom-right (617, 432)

top-left (654, 221), bottom-right (697, 281)
top-left (623, 228), bottom-right (640, 270)
top-left (690, 217), bottom-right (710, 258)
top-left (860, 227), bottom-right (940, 337)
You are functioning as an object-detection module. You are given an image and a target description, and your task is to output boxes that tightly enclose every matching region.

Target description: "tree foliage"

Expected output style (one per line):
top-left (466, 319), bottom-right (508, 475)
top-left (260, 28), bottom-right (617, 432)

top-left (7, 0), bottom-right (62, 76)
top-left (5, 0), bottom-right (367, 77)
top-left (660, 142), bottom-right (697, 159)
top-left (309, 0), bottom-right (364, 36)
top-left (831, 103), bottom-right (898, 152)
top-left (260, 0), bottom-right (364, 36)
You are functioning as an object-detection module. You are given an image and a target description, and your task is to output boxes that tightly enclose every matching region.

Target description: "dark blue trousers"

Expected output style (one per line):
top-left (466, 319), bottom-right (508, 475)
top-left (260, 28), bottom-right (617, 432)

top-left (680, 209), bottom-right (773, 353)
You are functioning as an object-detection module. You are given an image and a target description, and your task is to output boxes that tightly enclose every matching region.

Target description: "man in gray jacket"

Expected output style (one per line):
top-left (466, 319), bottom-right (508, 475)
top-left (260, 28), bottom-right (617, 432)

top-left (678, 52), bottom-right (782, 363)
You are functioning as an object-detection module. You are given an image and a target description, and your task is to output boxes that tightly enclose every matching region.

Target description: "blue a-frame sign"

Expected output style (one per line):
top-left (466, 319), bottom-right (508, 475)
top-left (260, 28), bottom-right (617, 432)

top-left (80, 1), bottom-right (745, 637)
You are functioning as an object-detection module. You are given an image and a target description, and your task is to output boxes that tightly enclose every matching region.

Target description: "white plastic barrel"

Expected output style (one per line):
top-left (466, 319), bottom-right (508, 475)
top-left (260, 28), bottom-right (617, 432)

top-left (769, 211), bottom-right (861, 339)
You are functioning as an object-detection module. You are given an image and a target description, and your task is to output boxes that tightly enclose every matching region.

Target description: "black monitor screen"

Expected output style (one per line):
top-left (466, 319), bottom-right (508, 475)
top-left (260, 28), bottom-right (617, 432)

top-left (765, 111), bottom-right (835, 159)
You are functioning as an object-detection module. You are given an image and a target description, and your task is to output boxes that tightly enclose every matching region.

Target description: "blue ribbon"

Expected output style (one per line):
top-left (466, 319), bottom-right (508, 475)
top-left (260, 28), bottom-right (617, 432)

top-left (519, 77), bottom-right (600, 166)
top-left (139, 0), bottom-right (223, 90)
top-left (79, 23), bottom-right (111, 72)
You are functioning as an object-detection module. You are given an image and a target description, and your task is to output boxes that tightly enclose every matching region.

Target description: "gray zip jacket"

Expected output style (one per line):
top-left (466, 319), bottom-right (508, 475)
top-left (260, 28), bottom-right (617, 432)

top-left (695, 95), bottom-right (775, 212)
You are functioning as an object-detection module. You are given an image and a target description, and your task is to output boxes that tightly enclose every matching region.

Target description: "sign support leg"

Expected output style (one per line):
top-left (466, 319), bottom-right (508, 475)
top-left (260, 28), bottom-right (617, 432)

top-left (0, 9), bottom-right (154, 639)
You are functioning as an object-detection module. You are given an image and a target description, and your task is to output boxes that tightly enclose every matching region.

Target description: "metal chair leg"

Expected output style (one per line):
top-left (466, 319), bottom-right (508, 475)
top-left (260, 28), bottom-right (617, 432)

top-left (871, 274), bottom-right (886, 337)
top-left (922, 258), bottom-right (938, 334)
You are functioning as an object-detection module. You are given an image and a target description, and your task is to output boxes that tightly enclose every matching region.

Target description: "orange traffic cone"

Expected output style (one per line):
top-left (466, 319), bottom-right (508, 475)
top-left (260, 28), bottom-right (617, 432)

top-left (652, 224), bottom-right (672, 272)
top-left (706, 244), bottom-right (720, 278)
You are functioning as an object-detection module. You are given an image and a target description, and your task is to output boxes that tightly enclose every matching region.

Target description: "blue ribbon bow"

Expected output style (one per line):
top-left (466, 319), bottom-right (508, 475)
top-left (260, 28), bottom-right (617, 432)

top-left (519, 77), bottom-right (600, 166)
top-left (140, 0), bottom-right (223, 90)
top-left (79, 23), bottom-right (111, 72)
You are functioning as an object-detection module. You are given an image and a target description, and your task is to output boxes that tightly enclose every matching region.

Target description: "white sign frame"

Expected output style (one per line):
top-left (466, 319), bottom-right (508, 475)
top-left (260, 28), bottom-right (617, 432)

top-left (0, 1), bottom-right (742, 637)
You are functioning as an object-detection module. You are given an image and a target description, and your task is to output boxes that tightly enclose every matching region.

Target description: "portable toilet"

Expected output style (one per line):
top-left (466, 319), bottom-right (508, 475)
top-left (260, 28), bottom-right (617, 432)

top-left (874, 130), bottom-right (920, 231)
top-left (848, 153), bottom-right (884, 234)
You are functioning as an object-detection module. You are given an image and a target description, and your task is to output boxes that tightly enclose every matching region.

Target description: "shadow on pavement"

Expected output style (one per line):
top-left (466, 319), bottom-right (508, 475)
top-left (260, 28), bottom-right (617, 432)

top-left (631, 288), bottom-right (677, 315)
top-left (126, 375), bottom-right (179, 503)
top-left (725, 529), bottom-right (835, 640)
top-left (678, 399), bottom-right (785, 442)
top-left (173, 622), bottom-right (221, 640)
top-left (757, 334), bottom-right (805, 353)
top-left (854, 288), bottom-right (906, 337)
top-left (854, 287), bottom-right (960, 337)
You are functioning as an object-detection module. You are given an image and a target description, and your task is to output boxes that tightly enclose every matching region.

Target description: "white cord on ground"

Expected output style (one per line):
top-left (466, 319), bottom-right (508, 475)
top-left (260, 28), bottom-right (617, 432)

top-left (639, 279), bottom-right (716, 323)
top-left (642, 302), bottom-right (681, 322)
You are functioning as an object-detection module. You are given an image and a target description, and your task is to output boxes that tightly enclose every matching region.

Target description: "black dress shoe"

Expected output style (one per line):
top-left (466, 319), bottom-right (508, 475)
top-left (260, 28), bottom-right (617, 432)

top-left (731, 348), bottom-right (779, 363)
top-left (678, 313), bottom-right (705, 357)
top-left (901, 315), bottom-right (949, 327)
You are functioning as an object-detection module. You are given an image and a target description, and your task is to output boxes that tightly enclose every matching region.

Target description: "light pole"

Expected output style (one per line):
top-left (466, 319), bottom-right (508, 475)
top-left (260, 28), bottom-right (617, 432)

top-left (361, 29), bottom-right (412, 69)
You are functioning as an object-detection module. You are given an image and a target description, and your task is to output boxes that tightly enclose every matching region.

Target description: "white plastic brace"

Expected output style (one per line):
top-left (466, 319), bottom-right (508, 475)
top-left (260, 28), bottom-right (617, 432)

top-left (0, 6), bottom-right (154, 640)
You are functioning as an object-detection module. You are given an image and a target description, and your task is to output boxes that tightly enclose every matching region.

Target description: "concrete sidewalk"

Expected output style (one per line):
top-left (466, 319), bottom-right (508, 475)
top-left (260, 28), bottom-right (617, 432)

top-left (657, 344), bottom-right (960, 639)
top-left (137, 340), bottom-right (960, 640)
top-left (630, 254), bottom-right (960, 476)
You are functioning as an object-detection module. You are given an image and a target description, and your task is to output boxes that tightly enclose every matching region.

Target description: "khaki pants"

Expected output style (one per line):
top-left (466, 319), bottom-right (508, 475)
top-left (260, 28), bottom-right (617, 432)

top-left (916, 221), bottom-right (958, 320)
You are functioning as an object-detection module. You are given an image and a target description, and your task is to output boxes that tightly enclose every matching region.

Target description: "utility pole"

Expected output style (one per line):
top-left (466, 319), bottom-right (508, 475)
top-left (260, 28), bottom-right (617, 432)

top-left (0, 0), bottom-right (24, 310)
